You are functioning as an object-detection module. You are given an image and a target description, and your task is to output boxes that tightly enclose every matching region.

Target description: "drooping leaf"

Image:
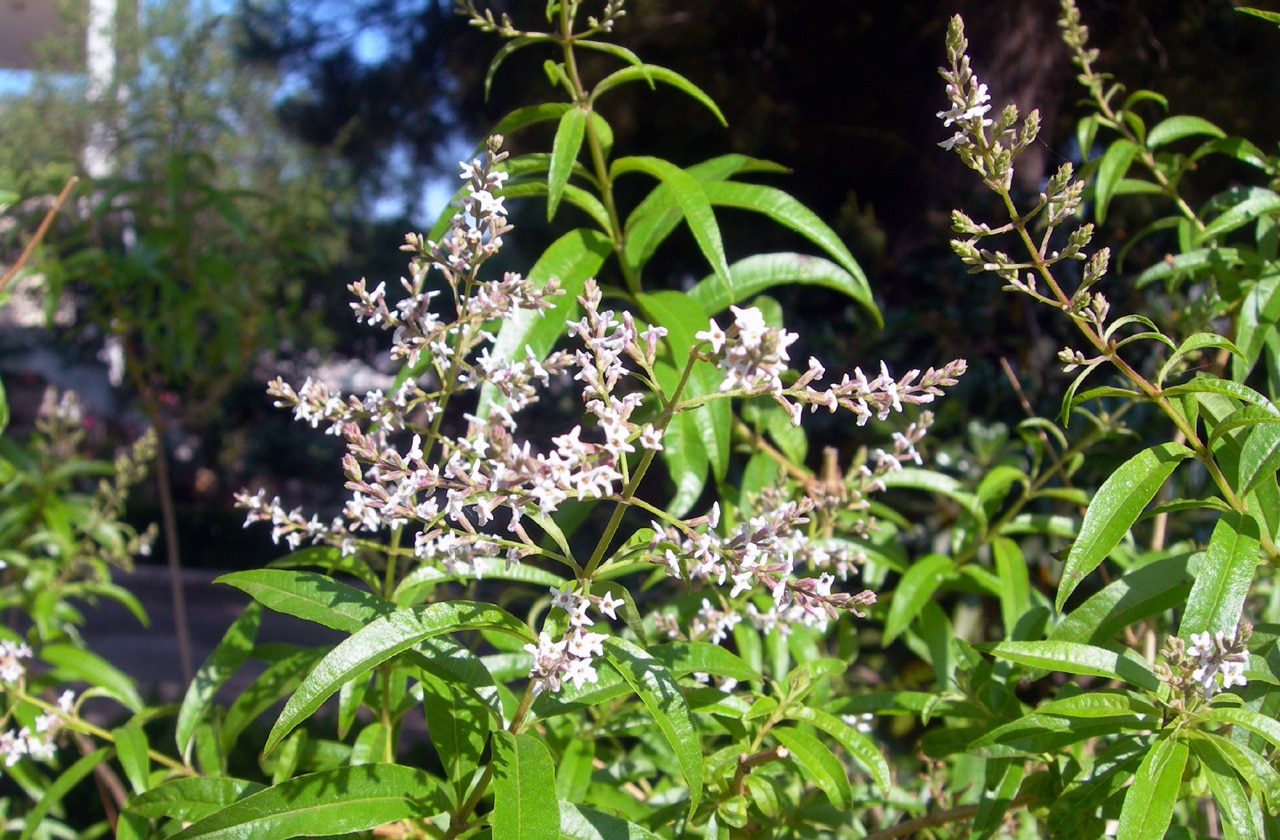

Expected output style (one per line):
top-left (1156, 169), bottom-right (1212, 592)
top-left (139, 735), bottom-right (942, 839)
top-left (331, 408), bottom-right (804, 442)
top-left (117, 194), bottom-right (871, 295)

top-left (981, 640), bottom-right (1160, 692)
top-left (39, 643), bottom-right (144, 712)
top-left (771, 726), bottom-right (852, 809)
top-left (687, 252), bottom-right (877, 326)
top-left (785, 705), bottom-right (891, 792)
top-left (1146, 115), bottom-right (1225, 149)
top-left (603, 637), bottom-right (703, 812)
top-left (591, 65), bottom-right (725, 125)
top-left (1190, 736), bottom-right (1258, 840)
top-left (491, 732), bottom-right (560, 840)
top-left (1057, 442), bottom-right (1193, 610)
top-left (266, 602), bottom-right (533, 753)
top-left (611, 156), bottom-right (730, 297)
top-left (217, 569), bottom-right (393, 633)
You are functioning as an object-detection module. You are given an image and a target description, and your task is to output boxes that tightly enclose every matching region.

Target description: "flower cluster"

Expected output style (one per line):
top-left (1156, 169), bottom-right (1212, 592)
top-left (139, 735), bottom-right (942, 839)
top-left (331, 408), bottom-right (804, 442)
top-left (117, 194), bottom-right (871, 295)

top-left (698, 305), bottom-right (966, 428)
top-left (524, 585), bottom-right (615, 695)
top-left (0, 640), bottom-right (77, 766)
top-left (0, 690), bottom-right (75, 767)
top-left (1187, 627), bottom-right (1250, 698)
top-left (237, 134), bottom-right (966, 696)
top-left (1160, 623), bottom-right (1252, 703)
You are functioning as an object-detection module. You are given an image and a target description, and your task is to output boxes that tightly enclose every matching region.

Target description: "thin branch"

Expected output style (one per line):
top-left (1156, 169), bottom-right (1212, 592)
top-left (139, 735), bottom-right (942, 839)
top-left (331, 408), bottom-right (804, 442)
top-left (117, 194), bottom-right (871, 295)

top-left (0, 177), bottom-right (78, 296)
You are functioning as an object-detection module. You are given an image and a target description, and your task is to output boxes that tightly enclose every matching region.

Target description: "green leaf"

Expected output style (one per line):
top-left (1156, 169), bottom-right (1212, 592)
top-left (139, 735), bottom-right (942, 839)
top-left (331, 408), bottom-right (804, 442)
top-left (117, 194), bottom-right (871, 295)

top-left (1035, 690), bottom-right (1160, 720)
top-left (1237, 416), bottom-right (1280, 496)
top-left (772, 726), bottom-right (852, 809)
top-left (1057, 442), bottom-right (1193, 610)
top-left (982, 640), bottom-right (1160, 692)
top-left (477, 228), bottom-right (613, 421)
top-left (113, 721), bottom-right (151, 796)
top-left (548, 107), bottom-right (587, 220)
top-left (785, 705), bottom-right (891, 792)
top-left (1051, 554), bottom-right (1194, 645)
top-left (422, 670), bottom-right (489, 803)
top-left (1199, 188), bottom-right (1280, 244)
top-left (491, 732), bottom-right (559, 840)
top-left (127, 777), bottom-right (267, 822)
top-left (969, 714), bottom-right (1143, 759)
top-left (648, 642), bottom-right (760, 683)
top-left (591, 65), bottom-right (725, 126)
top-left (40, 643), bottom-right (144, 712)
top-left (1163, 376), bottom-right (1279, 414)
top-left (396, 557), bottom-right (567, 604)
top-left (992, 538), bottom-right (1031, 636)
top-left (612, 155), bottom-right (730, 297)
top-left (169, 765), bottom-right (447, 840)
top-left (1146, 115), bottom-right (1226, 149)
top-left (1201, 706), bottom-right (1280, 752)
top-left (1094, 139), bottom-right (1141, 224)
top-left (971, 759), bottom-right (1025, 840)
top-left (639, 291), bottom-right (729, 480)
top-left (266, 602), bottom-right (533, 753)
top-left (221, 646), bottom-right (327, 754)
top-left (1114, 736), bottom-right (1188, 840)
top-left (559, 803), bottom-right (664, 840)
top-left (1158, 332), bottom-right (1245, 386)
top-left (1180, 512), bottom-right (1260, 641)
top-left (176, 601), bottom-right (261, 758)
top-left (688, 252), bottom-right (877, 325)
top-left (697, 182), bottom-right (877, 324)
top-left (490, 103), bottom-right (573, 138)
top-left (603, 637), bottom-right (703, 812)
top-left (1190, 736), bottom-right (1258, 840)
top-left (884, 554), bottom-right (955, 644)
top-left (655, 361), bottom-right (708, 518)
top-left (18, 747), bottom-right (114, 840)
top-left (217, 570), bottom-right (394, 633)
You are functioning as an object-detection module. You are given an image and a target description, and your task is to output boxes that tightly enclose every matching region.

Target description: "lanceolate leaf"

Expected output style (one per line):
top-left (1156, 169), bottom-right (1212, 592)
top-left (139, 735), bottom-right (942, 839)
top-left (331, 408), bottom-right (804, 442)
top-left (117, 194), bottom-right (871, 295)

top-left (127, 777), bottom-right (267, 822)
top-left (698, 181), bottom-right (876, 323)
top-left (176, 601), bottom-right (261, 759)
top-left (1180, 511), bottom-right (1261, 641)
top-left (884, 554), bottom-right (955, 644)
top-left (560, 803), bottom-right (664, 840)
top-left (591, 65), bottom-right (726, 126)
top-left (168, 765), bottom-right (447, 840)
top-left (1094, 139), bottom-right (1141, 224)
top-left (687, 253), bottom-right (877, 324)
top-left (491, 732), bottom-right (560, 840)
top-left (18, 749), bottom-right (112, 840)
top-left (1114, 736), bottom-right (1188, 840)
top-left (611, 155), bottom-right (731, 297)
top-left (1051, 554), bottom-right (1193, 645)
top-left (647, 642), bottom-right (760, 683)
top-left (603, 637), bottom-right (703, 812)
top-left (422, 671), bottom-right (490, 803)
top-left (1191, 736), bottom-right (1259, 840)
top-left (266, 602), bottom-right (533, 753)
top-left (655, 360), bottom-right (708, 518)
top-left (786, 706), bottom-right (891, 792)
top-left (548, 107), bottom-right (587, 220)
top-left (982, 640), bottom-right (1160, 692)
top-left (217, 570), bottom-right (393, 633)
top-left (1057, 442), bottom-right (1193, 611)
top-left (771, 726), bottom-right (852, 809)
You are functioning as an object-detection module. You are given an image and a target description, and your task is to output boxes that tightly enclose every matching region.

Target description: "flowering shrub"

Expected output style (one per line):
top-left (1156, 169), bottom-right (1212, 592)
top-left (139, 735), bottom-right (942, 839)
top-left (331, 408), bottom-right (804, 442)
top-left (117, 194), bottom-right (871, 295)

top-left (7, 1), bottom-right (1280, 839)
